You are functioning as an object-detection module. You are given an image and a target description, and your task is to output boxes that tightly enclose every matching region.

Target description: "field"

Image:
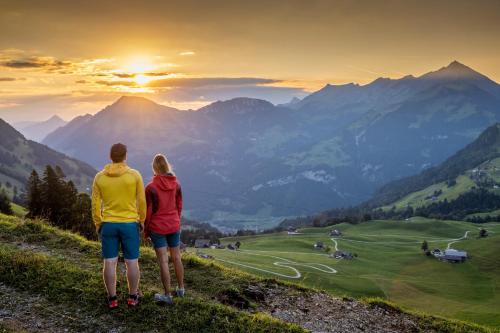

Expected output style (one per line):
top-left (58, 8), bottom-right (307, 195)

top-left (382, 157), bottom-right (500, 211)
top-left (202, 218), bottom-right (500, 328)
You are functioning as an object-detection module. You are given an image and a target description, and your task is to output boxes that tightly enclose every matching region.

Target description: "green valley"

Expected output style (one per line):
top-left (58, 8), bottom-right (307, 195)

top-left (202, 218), bottom-right (500, 329)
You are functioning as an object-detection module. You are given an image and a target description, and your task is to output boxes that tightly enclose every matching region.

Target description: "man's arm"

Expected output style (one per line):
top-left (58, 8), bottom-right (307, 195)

top-left (136, 171), bottom-right (147, 224)
top-left (91, 175), bottom-right (102, 232)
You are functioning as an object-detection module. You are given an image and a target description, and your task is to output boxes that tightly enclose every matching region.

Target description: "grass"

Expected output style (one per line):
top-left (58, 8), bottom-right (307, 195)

top-left (0, 214), bottom-right (304, 333)
top-left (382, 157), bottom-right (500, 211)
top-left (10, 203), bottom-right (27, 218)
top-left (381, 175), bottom-right (476, 210)
top-left (0, 214), bottom-right (497, 332)
top-left (203, 217), bottom-right (500, 329)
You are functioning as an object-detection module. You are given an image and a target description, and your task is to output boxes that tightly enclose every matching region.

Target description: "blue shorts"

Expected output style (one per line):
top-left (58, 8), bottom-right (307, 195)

top-left (100, 222), bottom-right (140, 260)
top-left (150, 231), bottom-right (181, 249)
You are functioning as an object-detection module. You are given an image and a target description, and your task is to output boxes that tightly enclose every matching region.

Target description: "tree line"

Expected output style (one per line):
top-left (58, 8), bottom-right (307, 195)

top-left (26, 165), bottom-right (95, 240)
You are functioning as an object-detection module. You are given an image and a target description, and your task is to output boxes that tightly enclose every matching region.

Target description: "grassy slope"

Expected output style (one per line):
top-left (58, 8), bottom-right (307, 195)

top-left (0, 214), bottom-right (303, 333)
top-left (10, 203), bottom-right (27, 218)
top-left (382, 157), bottom-right (500, 211)
top-left (0, 215), bottom-right (494, 332)
top-left (203, 218), bottom-right (500, 329)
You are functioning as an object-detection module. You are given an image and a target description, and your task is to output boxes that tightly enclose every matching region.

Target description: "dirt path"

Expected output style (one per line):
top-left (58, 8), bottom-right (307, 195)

top-left (446, 231), bottom-right (470, 249)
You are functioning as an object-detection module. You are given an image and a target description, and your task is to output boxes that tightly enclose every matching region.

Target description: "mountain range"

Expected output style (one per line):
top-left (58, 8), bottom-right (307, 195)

top-left (13, 115), bottom-right (67, 142)
top-left (41, 61), bottom-right (500, 229)
top-left (0, 119), bottom-right (96, 196)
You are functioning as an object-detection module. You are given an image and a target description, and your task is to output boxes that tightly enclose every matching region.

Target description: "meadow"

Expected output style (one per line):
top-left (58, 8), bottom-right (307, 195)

top-left (202, 218), bottom-right (500, 328)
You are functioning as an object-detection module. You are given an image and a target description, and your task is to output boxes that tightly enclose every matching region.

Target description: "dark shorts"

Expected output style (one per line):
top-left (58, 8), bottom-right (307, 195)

top-left (150, 231), bottom-right (181, 249)
top-left (100, 222), bottom-right (140, 260)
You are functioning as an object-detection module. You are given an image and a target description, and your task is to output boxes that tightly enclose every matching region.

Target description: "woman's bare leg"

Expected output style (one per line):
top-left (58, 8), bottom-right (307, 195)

top-left (169, 247), bottom-right (184, 289)
top-left (155, 247), bottom-right (171, 294)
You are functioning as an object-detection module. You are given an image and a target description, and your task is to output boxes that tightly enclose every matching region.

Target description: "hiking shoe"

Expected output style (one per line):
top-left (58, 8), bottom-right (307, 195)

top-left (107, 295), bottom-right (118, 310)
top-left (154, 293), bottom-right (173, 305)
top-left (175, 288), bottom-right (185, 298)
top-left (127, 294), bottom-right (140, 306)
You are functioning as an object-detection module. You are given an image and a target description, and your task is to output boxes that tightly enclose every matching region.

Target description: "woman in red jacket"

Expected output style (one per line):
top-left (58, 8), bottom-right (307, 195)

top-left (145, 154), bottom-right (184, 304)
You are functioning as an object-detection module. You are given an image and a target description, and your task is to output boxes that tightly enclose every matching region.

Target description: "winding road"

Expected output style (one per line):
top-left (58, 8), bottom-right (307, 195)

top-left (212, 228), bottom-right (486, 279)
top-left (215, 250), bottom-right (337, 279)
top-left (446, 231), bottom-right (470, 249)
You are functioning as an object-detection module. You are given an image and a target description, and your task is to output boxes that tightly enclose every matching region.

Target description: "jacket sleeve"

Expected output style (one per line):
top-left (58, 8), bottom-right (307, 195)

top-left (176, 183), bottom-right (183, 218)
top-left (136, 172), bottom-right (147, 224)
top-left (91, 175), bottom-right (102, 230)
top-left (144, 186), bottom-right (153, 237)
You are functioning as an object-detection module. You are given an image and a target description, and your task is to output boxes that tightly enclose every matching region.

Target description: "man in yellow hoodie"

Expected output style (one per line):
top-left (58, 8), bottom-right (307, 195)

top-left (92, 143), bottom-right (146, 309)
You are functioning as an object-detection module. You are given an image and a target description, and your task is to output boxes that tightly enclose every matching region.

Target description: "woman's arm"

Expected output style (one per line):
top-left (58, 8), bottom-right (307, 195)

top-left (176, 184), bottom-right (183, 218)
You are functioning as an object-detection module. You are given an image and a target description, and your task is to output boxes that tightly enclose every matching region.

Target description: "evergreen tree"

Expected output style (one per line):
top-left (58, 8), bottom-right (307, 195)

top-left (0, 189), bottom-right (13, 215)
top-left (72, 193), bottom-right (95, 240)
top-left (59, 180), bottom-right (78, 229)
top-left (27, 170), bottom-right (43, 218)
top-left (421, 240), bottom-right (429, 252)
top-left (41, 165), bottom-right (63, 225)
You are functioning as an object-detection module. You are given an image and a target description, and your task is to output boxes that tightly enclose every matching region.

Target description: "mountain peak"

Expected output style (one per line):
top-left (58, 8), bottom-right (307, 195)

top-left (46, 115), bottom-right (65, 123)
top-left (421, 61), bottom-right (485, 80)
top-left (115, 95), bottom-right (158, 105)
top-left (200, 97), bottom-right (274, 115)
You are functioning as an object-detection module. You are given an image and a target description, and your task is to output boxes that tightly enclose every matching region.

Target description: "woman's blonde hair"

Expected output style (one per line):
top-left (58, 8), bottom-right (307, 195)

top-left (152, 154), bottom-right (174, 175)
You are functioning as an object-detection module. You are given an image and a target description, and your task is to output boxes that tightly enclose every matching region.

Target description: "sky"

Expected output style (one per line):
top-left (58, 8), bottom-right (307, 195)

top-left (0, 0), bottom-right (499, 122)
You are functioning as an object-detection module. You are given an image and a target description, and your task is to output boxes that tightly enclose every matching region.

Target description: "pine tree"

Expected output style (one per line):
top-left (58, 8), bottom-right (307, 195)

top-left (41, 165), bottom-right (63, 225)
top-left (421, 240), bottom-right (429, 252)
top-left (72, 193), bottom-right (95, 240)
top-left (59, 180), bottom-right (78, 229)
top-left (0, 189), bottom-right (13, 215)
top-left (27, 170), bottom-right (43, 218)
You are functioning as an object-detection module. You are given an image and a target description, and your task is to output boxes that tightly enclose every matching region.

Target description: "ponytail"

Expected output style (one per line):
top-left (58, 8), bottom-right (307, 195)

top-left (152, 154), bottom-right (174, 175)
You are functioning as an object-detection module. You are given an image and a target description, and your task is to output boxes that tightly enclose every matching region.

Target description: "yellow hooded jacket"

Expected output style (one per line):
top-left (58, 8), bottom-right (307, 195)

top-left (92, 162), bottom-right (147, 229)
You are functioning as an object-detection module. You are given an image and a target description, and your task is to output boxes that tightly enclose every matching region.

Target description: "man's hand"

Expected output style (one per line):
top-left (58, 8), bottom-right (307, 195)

top-left (139, 223), bottom-right (144, 233)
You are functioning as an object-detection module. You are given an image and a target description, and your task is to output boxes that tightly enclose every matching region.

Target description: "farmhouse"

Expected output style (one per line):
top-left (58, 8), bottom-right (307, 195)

top-left (314, 241), bottom-right (324, 250)
top-left (330, 229), bottom-right (342, 237)
top-left (194, 239), bottom-right (211, 248)
top-left (332, 250), bottom-right (354, 259)
top-left (431, 248), bottom-right (442, 257)
top-left (441, 249), bottom-right (468, 263)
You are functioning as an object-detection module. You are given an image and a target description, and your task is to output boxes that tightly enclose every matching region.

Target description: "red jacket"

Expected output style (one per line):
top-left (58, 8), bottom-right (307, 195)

top-left (145, 174), bottom-right (182, 237)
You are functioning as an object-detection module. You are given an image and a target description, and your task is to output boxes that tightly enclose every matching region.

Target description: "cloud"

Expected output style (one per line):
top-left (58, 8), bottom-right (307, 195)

top-left (144, 72), bottom-right (170, 77)
top-left (156, 85), bottom-right (307, 105)
top-left (179, 51), bottom-right (195, 56)
top-left (1, 56), bottom-right (72, 72)
top-left (112, 73), bottom-right (136, 78)
top-left (75, 80), bottom-right (87, 84)
top-left (0, 77), bottom-right (19, 81)
top-left (146, 77), bottom-right (281, 88)
top-left (96, 80), bottom-right (138, 87)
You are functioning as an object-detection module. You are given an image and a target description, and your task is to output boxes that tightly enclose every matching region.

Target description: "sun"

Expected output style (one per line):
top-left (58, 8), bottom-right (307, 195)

top-left (134, 74), bottom-right (151, 85)
top-left (121, 56), bottom-right (156, 85)
top-left (124, 56), bottom-right (155, 74)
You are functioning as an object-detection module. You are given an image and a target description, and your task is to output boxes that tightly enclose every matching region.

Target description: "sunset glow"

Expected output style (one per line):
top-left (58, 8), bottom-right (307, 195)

top-left (0, 0), bottom-right (499, 122)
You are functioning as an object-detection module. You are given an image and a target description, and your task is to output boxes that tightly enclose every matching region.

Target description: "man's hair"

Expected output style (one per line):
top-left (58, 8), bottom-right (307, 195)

top-left (110, 143), bottom-right (127, 163)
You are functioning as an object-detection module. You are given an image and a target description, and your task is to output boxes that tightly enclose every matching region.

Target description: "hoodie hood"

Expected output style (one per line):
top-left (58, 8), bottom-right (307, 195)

top-left (103, 162), bottom-right (130, 177)
top-left (152, 174), bottom-right (177, 191)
